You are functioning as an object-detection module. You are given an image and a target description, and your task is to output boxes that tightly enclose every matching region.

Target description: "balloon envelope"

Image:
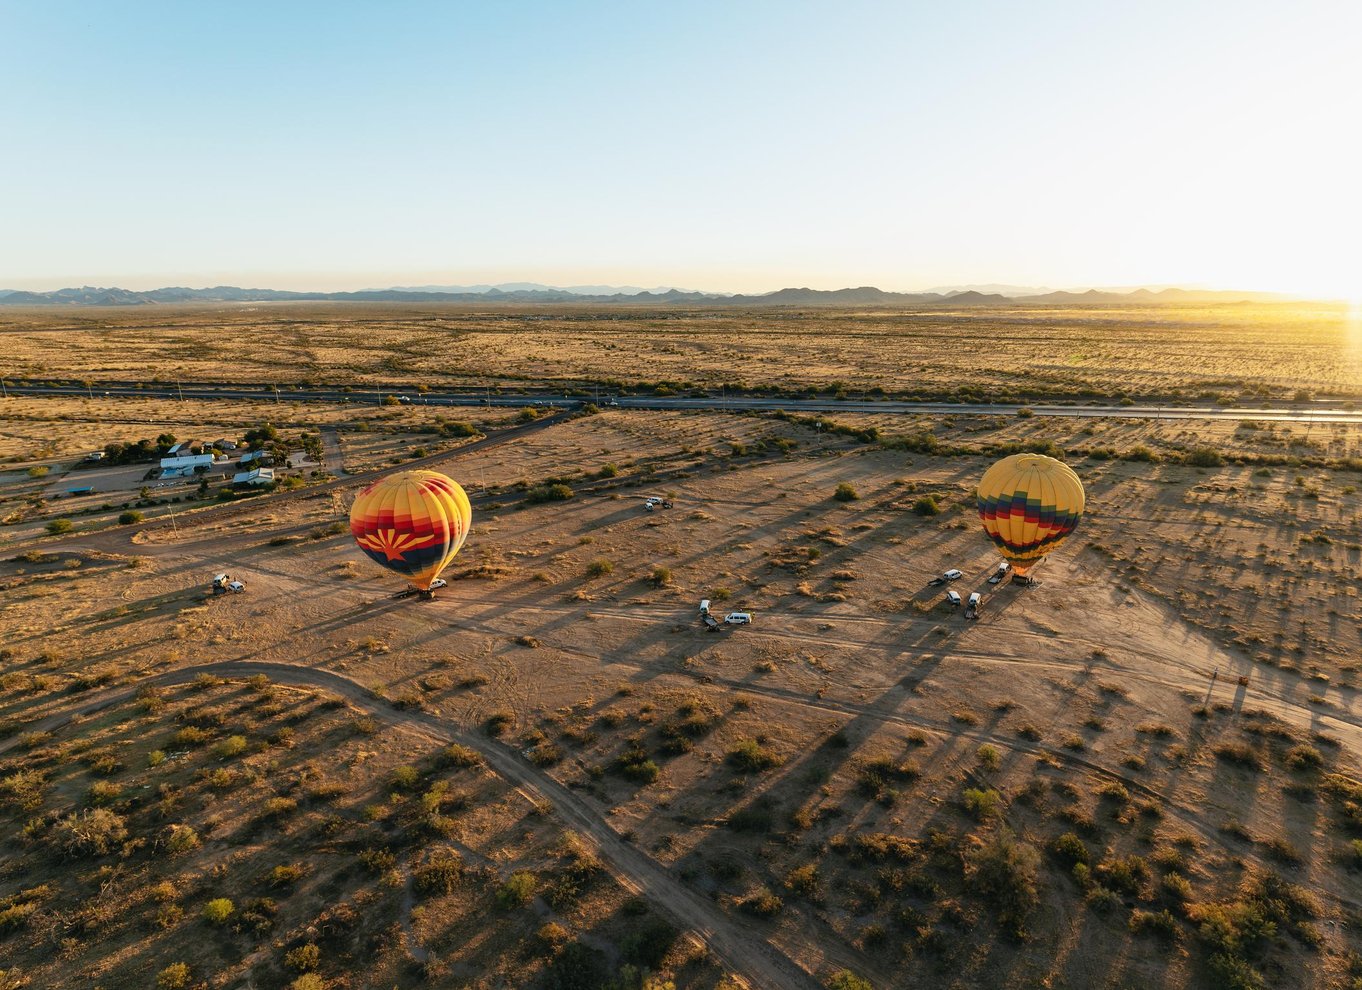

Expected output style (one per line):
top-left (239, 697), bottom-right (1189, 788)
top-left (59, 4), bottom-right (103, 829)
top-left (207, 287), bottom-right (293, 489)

top-left (976, 453), bottom-right (1084, 575)
top-left (349, 470), bottom-right (471, 590)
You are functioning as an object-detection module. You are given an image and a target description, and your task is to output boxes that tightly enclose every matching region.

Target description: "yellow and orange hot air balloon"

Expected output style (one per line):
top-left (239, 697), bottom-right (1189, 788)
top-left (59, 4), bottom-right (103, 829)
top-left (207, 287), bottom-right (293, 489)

top-left (976, 453), bottom-right (1084, 580)
top-left (350, 470), bottom-right (471, 593)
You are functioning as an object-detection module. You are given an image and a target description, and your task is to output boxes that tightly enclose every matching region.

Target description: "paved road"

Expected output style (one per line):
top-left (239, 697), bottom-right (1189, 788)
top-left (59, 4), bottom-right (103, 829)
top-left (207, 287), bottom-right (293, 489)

top-left (6, 378), bottom-right (1362, 423)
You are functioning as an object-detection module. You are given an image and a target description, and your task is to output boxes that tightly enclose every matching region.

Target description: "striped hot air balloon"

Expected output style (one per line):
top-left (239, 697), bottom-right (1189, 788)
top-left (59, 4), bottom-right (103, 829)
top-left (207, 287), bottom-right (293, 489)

top-left (349, 470), bottom-right (471, 593)
top-left (976, 453), bottom-right (1084, 579)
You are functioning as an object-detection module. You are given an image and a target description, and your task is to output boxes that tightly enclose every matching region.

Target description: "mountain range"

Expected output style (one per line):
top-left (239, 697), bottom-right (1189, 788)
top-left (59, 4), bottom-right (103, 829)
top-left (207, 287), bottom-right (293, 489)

top-left (0, 283), bottom-right (1292, 307)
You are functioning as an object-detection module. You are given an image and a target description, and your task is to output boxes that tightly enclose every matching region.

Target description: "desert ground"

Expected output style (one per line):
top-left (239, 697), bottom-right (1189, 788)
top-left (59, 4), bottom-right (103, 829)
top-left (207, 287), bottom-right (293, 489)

top-left (2, 305), bottom-right (1361, 990)
top-left (3, 300), bottom-right (1362, 403)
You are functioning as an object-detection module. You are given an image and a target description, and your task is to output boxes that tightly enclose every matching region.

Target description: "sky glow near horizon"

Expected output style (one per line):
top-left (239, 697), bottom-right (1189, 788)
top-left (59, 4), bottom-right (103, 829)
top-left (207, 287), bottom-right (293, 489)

top-left (1, 1), bottom-right (1359, 297)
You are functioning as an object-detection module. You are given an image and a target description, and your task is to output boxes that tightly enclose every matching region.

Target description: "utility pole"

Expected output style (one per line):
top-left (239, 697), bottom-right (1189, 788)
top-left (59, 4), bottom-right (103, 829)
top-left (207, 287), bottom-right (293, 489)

top-left (1, 378), bottom-right (7, 398)
top-left (177, 381), bottom-right (184, 402)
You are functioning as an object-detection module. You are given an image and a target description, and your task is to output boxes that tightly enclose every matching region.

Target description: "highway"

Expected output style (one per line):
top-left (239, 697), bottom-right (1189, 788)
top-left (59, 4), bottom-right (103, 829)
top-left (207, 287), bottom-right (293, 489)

top-left (5, 378), bottom-right (1362, 424)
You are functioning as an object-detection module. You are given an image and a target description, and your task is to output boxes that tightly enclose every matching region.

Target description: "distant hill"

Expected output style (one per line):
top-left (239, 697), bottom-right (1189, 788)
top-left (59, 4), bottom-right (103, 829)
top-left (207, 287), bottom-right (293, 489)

top-left (1016, 287), bottom-right (1287, 304)
top-left (0, 283), bottom-right (1295, 307)
top-left (380, 282), bottom-right (697, 296)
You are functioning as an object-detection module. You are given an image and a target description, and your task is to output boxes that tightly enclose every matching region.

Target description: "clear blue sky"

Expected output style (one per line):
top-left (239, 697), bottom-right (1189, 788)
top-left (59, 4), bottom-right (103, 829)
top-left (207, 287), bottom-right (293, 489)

top-left (2, 1), bottom-right (1359, 296)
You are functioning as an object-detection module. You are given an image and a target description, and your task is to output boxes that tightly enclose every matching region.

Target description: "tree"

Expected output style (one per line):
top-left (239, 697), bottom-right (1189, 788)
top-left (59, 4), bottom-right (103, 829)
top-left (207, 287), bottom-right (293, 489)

top-left (967, 834), bottom-right (1040, 939)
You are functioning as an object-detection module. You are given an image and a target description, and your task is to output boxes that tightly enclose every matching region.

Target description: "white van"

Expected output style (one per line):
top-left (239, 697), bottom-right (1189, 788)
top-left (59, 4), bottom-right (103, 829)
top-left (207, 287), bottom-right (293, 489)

top-left (724, 612), bottom-right (753, 625)
top-left (699, 599), bottom-right (711, 615)
top-left (945, 590), bottom-right (962, 607)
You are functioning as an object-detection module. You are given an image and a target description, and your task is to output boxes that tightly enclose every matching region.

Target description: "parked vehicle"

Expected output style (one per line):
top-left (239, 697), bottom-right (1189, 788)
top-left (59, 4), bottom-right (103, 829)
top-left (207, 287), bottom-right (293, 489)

top-left (944, 569), bottom-right (963, 580)
top-left (226, 580), bottom-right (246, 593)
top-left (965, 593), bottom-right (981, 619)
top-left (211, 573), bottom-right (232, 593)
top-left (699, 599), bottom-right (711, 615)
top-left (987, 561), bottom-right (1011, 584)
top-left (430, 578), bottom-right (448, 590)
top-left (724, 612), bottom-right (753, 625)
top-left (945, 590), bottom-right (962, 607)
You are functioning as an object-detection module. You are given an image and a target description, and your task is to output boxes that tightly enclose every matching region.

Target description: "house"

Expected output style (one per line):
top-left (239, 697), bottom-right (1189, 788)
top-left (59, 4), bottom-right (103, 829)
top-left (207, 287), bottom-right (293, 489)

top-left (239, 450), bottom-right (274, 466)
top-left (212, 439), bottom-right (238, 451)
top-left (158, 453), bottom-right (215, 479)
top-left (232, 467), bottom-right (275, 487)
top-left (166, 440), bottom-right (199, 457)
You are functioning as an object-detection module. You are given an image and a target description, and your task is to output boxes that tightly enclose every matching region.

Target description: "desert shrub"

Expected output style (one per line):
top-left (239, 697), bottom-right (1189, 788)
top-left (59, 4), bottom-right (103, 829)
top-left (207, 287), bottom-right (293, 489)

top-left (785, 863), bottom-right (820, 897)
top-left (1284, 745), bottom-right (1323, 770)
top-left (1129, 908), bottom-right (1179, 939)
top-left (415, 851), bottom-right (464, 895)
top-left (827, 972), bottom-right (873, 990)
top-left (967, 834), bottom-right (1040, 939)
top-left (215, 735), bottom-right (248, 758)
top-left (611, 743), bottom-right (660, 784)
top-left (391, 765), bottom-right (421, 790)
top-left (1186, 447), bottom-right (1225, 467)
top-left (738, 887), bottom-right (783, 917)
top-left (1095, 854), bottom-right (1150, 896)
top-left (911, 495), bottom-right (940, 516)
top-left (284, 943), bottom-right (321, 972)
top-left (650, 566), bottom-right (672, 587)
top-left (976, 744), bottom-right (1001, 771)
top-left (46, 519), bottom-right (74, 535)
top-left (585, 558), bottom-right (614, 578)
top-left (442, 743), bottom-right (483, 767)
top-left (118, 510), bottom-right (144, 525)
top-left (170, 726), bottom-right (211, 748)
top-left (163, 823), bottom-right (200, 855)
top-left (1123, 445), bottom-right (1158, 462)
top-left (528, 740), bottom-right (563, 766)
top-left (1051, 832), bottom-right (1090, 865)
top-left (270, 864), bottom-right (304, 887)
top-left (202, 898), bottom-right (235, 924)
top-left (290, 976), bottom-right (325, 990)
top-left (52, 808), bottom-right (127, 857)
top-left (1207, 953), bottom-right (1265, 990)
top-left (263, 796), bottom-right (297, 819)
top-left (962, 787), bottom-right (1003, 821)
top-left (527, 483), bottom-right (574, 503)
top-left (497, 870), bottom-right (536, 909)
top-left (538, 920), bottom-right (571, 950)
top-left (156, 963), bottom-right (191, 989)
top-left (833, 483), bottom-right (859, 502)
top-left (87, 779), bottom-right (122, 804)
top-left (1161, 871), bottom-right (1195, 903)
top-left (726, 738), bottom-right (780, 772)
top-left (1213, 742), bottom-right (1262, 770)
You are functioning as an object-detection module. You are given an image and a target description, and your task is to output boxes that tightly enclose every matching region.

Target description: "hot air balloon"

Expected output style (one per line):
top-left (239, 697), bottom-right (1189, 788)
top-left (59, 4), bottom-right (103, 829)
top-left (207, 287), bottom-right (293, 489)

top-left (350, 469), bottom-right (471, 595)
top-left (976, 453), bottom-right (1084, 582)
